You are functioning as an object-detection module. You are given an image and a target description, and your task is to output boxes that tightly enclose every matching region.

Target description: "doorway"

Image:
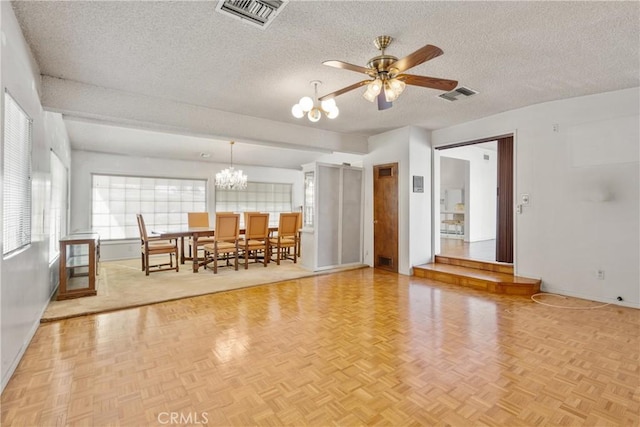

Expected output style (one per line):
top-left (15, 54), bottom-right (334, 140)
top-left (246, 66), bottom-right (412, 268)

top-left (373, 163), bottom-right (398, 272)
top-left (435, 135), bottom-right (514, 263)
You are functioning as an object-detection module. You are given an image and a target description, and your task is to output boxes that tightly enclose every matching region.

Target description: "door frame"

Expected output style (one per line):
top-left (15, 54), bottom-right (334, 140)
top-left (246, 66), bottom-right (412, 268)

top-left (373, 162), bottom-right (399, 272)
top-left (432, 132), bottom-right (517, 266)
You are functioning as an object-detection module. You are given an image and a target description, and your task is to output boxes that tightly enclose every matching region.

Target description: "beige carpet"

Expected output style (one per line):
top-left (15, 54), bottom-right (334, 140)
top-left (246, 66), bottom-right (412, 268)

top-left (42, 258), bottom-right (367, 322)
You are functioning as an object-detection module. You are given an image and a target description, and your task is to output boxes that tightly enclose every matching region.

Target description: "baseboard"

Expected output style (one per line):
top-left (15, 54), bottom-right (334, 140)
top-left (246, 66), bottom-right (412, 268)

top-left (539, 285), bottom-right (640, 309)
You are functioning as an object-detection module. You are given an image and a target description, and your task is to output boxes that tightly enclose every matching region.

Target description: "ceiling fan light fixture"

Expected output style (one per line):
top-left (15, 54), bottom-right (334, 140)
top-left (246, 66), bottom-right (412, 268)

top-left (291, 103), bottom-right (304, 118)
top-left (321, 36), bottom-right (457, 111)
top-left (320, 98), bottom-right (336, 112)
top-left (363, 79), bottom-right (382, 102)
top-left (369, 78), bottom-right (382, 95)
top-left (383, 86), bottom-right (398, 102)
top-left (362, 87), bottom-right (377, 102)
top-left (389, 78), bottom-right (406, 93)
top-left (307, 107), bottom-right (321, 122)
top-left (326, 106), bottom-right (339, 119)
top-left (299, 96), bottom-right (314, 111)
top-left (384, 78), bottom-right (405, 102)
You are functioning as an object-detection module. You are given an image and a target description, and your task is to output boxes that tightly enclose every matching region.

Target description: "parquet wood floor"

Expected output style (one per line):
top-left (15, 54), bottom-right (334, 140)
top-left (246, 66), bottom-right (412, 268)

top-left (2, 268), bottom-right (639, 426)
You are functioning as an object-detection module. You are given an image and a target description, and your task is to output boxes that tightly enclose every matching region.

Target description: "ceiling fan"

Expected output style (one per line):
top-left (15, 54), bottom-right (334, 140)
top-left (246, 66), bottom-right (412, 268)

top-left (319, 35), bottom-right (458, 110)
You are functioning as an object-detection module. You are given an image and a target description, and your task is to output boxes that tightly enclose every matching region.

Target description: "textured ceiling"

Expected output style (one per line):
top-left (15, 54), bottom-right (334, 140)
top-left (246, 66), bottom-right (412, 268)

top-left (11, 1), bottom-right (640, 168)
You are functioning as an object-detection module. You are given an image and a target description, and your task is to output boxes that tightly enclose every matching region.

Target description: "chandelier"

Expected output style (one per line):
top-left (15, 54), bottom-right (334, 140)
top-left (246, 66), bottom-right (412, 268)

top-left (215, 141), bottom-right (247, 190)
top-left (291, 80), bottom-right (339, 122)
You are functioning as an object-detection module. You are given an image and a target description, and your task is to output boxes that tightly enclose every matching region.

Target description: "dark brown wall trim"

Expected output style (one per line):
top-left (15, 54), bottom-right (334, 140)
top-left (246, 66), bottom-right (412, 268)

top-left (434, 134), bottom-right (513, 150)
top-left (495, 136), bottom-right (514, 263)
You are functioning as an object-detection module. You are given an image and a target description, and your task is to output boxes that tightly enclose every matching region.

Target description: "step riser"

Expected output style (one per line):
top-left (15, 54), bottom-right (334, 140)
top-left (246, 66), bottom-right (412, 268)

top-left (413, 268), bottom-right (540, 296)
top-left (435, 255), bottom-right (513, 274)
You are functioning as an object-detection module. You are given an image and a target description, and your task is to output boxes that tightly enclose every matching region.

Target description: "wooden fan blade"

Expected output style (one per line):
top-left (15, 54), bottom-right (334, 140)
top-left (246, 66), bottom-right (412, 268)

top-left (388, 44), bottom-right (443, 75)
top-left (318, 80), bottom-right (370, 101)
top-left (323, 60), bottom-right (376, 76)
top-left (397, 74), bottom-right (458, 91)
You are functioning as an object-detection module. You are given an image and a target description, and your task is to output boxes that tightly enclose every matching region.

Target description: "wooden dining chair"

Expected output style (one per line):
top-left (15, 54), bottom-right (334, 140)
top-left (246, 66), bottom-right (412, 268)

top-left (203, 213), bottom-right (240, 273)
top-left (187, 212), bottom-right (215, 263)
top-left (269, 212), bottom-right (299, 265)
top-left (242, 212), bottom-right (270, 268)
top-left (295, 211), bottom-right (302, 257)
top-left (242, 211), bottom-right (260, 230)
top-left (136, 214), bottom-right (179, 276)
top-left (135, 213), bottom-right (167, 270)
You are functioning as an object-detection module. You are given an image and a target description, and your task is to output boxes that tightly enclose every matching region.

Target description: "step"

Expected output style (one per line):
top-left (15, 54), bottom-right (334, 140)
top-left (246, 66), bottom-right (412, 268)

top-left (434, 255), bottom-right (513, 274)
top-left (413, 263), bottom-right (540, 296)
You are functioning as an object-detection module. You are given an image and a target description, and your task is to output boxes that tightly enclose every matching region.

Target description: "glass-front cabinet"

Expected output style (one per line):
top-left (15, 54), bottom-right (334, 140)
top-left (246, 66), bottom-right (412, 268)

top-left (58, 233), bottom-right (100, 300)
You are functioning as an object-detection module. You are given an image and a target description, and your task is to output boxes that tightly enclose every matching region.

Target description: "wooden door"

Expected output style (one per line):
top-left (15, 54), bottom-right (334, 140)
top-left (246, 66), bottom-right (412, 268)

top-left (373, 163), bottom-right (398, 272)
top-left (496, 136), bottom-right (514, 263)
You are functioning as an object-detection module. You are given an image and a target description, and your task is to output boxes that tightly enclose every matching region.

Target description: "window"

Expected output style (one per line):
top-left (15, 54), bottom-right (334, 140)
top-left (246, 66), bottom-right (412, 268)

top-left (49, 152), bottom-right (68, 262)
top-left (215, 182), bottom-right (292, 227)
top-left (3, 92), bottom-right (33, 256)
top-left (91, 174), bottom-right (206, 240)
top-left (303, 172), bottom-right (314, 227)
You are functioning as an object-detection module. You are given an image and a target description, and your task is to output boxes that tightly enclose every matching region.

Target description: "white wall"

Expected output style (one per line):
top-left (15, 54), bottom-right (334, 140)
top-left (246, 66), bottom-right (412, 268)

top-left (364, 127), bottom-right (410, 273)
top-left (433, 88), bottom-right (640, 308)
top-left (71, 150), bottom-right (303, 260)
top-left (441, 145), bottom-right (497, 242)
top-left (364, 126), bottom-right (432, 275)
top-left (1, 2), bottom-right (72, 391)
top-left (408, 127), bottom-right (432, 268)
top-left (440, 157), bottom-right (466, 190)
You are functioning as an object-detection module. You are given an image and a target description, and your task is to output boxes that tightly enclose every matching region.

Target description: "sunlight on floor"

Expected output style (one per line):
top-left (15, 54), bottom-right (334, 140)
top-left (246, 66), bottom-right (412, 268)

top-left (439, 238), bottom-right (497, 262)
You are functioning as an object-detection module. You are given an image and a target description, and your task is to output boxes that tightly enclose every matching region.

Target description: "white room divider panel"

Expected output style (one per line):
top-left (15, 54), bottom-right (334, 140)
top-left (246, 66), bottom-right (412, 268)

top-left (301, 162), bottom-right (363, 271)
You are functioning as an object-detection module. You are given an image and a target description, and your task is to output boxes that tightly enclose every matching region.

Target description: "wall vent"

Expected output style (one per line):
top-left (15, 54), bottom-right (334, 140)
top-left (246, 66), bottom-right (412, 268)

top-left (438, 86), bottom-right (478, 102)
top-left (215, 0), bottom-right (288, 30)
top-left (378, 256), bottom-right (393, 267)
top-left (378, 167), bottom-right (393, 178)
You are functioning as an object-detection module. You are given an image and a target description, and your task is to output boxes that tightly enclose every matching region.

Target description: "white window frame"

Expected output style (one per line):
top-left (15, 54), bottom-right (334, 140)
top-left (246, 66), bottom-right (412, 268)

top-left (3, 91), bottom-right (33, 257)
top-left (49, 151), bottom-right (68, 263)
top-left (303, 172), bottom-right (314, 228)
top-left (91, 174), bottom-right (207, 240)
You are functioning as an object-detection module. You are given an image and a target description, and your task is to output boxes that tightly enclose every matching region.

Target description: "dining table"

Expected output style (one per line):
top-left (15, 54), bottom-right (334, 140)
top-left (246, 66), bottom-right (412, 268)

top-left (152, 226), bottom-right (278, 273)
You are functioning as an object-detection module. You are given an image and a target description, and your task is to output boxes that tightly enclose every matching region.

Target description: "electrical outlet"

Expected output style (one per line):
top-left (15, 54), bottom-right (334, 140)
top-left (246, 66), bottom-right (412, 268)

top-left (596, 270), bottom-right (605, 280)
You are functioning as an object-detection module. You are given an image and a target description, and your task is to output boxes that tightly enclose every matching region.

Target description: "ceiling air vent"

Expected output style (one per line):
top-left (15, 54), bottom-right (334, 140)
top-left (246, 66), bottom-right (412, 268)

top-left (215, 0), bottom-right (288, 30)
top-left (438, 86), bottom-right (478, 102)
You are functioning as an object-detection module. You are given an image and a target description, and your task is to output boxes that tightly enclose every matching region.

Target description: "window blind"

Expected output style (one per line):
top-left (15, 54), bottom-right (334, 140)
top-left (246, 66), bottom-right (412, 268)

top-left (215, 181), bottom-right (292, 227)
top-left (3, 92), bottom-right (33, 256)
top-left (91, 174), bottom-right (207, 240)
